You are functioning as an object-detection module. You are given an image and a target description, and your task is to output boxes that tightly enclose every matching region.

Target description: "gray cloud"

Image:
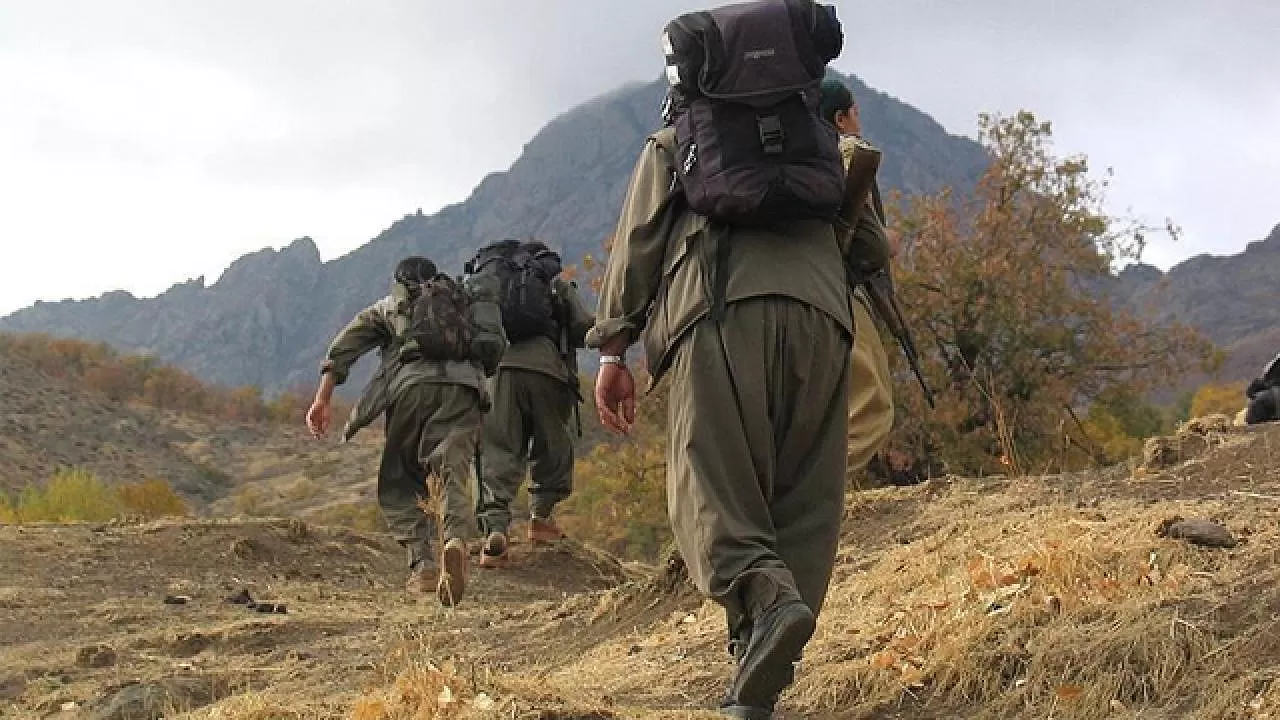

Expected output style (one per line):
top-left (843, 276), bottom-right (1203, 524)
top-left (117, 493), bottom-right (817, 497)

top-left (0, 0), bottom-right (1276, 315)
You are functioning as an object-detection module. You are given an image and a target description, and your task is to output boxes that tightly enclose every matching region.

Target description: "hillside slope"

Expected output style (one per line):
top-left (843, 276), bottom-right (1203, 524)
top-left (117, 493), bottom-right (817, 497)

top-left (0, 336), bottom-right (386, 510)
top-left (3, 421), bottom-right (1277, 719)
top-left (0, 348), bottom-right (230, 502)
top-left (0, 74), bottom-right (989, 394)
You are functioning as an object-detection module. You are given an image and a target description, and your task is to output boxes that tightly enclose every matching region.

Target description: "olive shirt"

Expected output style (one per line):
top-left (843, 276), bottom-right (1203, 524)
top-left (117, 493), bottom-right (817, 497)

top-left (321, 294), bottom-right (487, 441)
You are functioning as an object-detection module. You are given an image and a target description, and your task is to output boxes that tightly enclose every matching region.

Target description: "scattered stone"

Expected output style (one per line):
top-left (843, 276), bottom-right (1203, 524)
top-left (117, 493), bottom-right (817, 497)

top-left (224, 588), bottom-right (253, 605)
top-left (1157, 517), bottom-right (1238, 548)
top-left (91, 677), bottom-right (219, 720)
top-left (76, 643), bottom-right (117, 668)
top-left (1141, 434), bottom-right (1209, 471)
top-left (168, 631), bottom-right (213, 657)
top-left (230, 537), bottom-right (259, 560)
top-left (61, 701), bottom-right (79, 712)
top-left (253, 602), bottom-right (287, 614)
top-left (162, 595), bottom-right (190, 605)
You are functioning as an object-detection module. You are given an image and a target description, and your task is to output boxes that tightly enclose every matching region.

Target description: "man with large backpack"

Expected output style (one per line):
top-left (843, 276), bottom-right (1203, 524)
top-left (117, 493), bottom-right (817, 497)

top-left (591, 1), bottom-right (850, 716)
top-left (466, 239), bottom-right (594, 566)
top-left (305, 256), bottom-right (507, 608)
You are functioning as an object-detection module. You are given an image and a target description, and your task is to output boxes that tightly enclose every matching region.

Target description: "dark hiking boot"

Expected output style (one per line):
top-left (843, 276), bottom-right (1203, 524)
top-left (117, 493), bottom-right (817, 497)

top-left (728, 600), bottom-right (814, 709)
top-left (436, 538), bottom-right (469, 607)
top-left (479, 532), bottom-right (509, 568)
top-left (405, 559), bottom-right (438, 596)
top-left (528, 516), bottom-right (565, 544)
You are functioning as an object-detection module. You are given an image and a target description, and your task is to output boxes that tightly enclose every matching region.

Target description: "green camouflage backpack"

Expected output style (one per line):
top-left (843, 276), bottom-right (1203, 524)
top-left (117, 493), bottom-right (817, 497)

top-left (397, 274), bottom-right (475, 364)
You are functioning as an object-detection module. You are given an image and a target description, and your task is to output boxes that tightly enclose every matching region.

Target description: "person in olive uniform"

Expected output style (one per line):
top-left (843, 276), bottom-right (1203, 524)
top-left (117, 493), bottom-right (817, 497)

top-left (306, 256), bottom-right (488, 607)
top-left (475, 273), bottom-right (594, 566)
top-left (590, 123), bottom-right (855, 715)
top-left (819, 75), bottom-right (897, 485)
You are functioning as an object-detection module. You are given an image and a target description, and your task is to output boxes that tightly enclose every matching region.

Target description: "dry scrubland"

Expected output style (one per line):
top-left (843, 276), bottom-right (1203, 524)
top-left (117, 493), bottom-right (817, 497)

top-left (1, 420), bottom-right (1277, 720)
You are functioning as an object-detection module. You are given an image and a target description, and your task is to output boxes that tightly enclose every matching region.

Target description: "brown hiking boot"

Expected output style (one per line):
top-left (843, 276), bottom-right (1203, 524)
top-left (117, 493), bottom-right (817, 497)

top-left (405, 560), bottom-right (438, 596)
top-left (479, 532), bottom-right (509, 568)
top-left (528, 516), bottom-right (565, 544)
top-left (436, 538), bottom-right (469, 607)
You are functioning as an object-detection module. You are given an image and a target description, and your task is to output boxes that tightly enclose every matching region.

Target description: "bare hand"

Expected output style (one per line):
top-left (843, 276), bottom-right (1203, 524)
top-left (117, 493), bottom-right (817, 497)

top-left (306, 401), bottom-right (332, 438)
top-left (595, 363), bottom-right (636, 435)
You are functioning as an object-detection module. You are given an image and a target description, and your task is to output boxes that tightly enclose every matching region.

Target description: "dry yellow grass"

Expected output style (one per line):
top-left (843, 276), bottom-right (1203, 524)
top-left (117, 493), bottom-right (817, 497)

top-left (410, 423), bottom-right (1279, 720)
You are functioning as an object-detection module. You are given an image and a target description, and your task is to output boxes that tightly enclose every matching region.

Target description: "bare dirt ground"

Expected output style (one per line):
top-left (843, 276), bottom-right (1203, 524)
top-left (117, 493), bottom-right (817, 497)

top-left (3, 421), bottom-right (1279, 720)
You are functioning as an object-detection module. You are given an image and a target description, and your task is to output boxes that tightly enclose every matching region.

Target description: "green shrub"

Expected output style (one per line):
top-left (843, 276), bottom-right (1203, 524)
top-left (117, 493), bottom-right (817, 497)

top-left (0, 469), bottom-right (187, 523)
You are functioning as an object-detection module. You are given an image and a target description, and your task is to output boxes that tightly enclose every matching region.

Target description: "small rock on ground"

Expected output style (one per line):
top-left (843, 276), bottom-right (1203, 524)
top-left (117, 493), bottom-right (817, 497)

top-left (92, 677), bottom-right (220, 720)
top-left (1157, 517), bottom-right (1238, 548)
top-left (76, 643), bottom-right (117, 668)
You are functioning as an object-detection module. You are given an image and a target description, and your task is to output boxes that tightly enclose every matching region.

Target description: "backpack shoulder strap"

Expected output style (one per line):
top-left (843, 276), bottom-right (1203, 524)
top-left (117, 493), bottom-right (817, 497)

top-left (649, 127), bottom-right (677, 154)
top-left (647, 127), bottom-right (684, 197)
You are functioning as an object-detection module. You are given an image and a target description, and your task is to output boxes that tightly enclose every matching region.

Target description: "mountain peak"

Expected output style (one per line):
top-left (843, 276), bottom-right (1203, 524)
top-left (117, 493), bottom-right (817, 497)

top-left (1, 76), bottom-right (987, 392)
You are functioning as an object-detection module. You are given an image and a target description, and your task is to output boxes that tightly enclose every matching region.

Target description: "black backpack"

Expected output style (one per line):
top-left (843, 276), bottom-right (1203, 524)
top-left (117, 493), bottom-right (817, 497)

top-left (465, 240), bottom-right (563, 343)
top-left (661, 0), bottom-right (845, 227)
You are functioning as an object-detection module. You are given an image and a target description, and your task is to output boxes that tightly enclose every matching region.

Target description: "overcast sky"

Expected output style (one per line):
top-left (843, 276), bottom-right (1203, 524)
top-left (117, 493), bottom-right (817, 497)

top-left (1, 1), bottom-right (1277, 316)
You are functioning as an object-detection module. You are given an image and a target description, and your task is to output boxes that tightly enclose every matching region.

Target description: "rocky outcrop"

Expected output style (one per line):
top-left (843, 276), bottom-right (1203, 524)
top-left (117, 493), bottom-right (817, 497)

top-left (1114, 224), bottom-right (1280, 386)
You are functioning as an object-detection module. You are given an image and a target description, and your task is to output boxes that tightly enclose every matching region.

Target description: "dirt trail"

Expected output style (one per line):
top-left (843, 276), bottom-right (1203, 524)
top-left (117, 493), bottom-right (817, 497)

top-left (0, 518), bottom-right (638, 719)
top-left (3, 422), bottom-right (1280, 720)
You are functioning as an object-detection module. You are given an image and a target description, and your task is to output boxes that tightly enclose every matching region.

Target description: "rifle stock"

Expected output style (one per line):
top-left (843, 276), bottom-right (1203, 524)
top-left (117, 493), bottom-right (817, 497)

top-left (836, 138), bottom-right (882, 239)
top-left (555, 288), bottom-right (584, 438)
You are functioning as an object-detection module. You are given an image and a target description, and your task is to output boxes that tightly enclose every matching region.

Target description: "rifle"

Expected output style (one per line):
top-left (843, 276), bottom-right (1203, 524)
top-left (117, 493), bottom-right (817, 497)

top-left (555, 285), bottom-right (584, 438)
top-left (835, 137), bottom-right (936, 409)
top-left (861, 269), bottom-right (935, 409)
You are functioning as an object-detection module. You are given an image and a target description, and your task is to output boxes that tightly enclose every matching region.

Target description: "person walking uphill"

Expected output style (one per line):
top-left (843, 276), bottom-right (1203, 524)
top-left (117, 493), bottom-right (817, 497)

top-left (819, 74), bottom-right (897, 482)
top-left (468, 239), bottom-right (594, 567)
top-left (305, 256), bottom-right (507, 607)
top-left (590, 1), bottom-right (850, 717)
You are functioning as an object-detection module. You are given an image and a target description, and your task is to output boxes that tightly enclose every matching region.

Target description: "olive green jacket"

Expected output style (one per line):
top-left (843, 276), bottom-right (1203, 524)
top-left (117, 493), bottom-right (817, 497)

top-left (498, 278), bottom-right (594, 385)
top-left (586, 127), bottom-right (854, 386)
top-left (321, 294), bottom-right (488, 441)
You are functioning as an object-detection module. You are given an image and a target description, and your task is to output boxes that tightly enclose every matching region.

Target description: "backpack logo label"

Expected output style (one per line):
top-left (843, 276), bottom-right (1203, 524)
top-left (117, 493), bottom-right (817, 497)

top-left (743, 48), bottom-right (776, 61)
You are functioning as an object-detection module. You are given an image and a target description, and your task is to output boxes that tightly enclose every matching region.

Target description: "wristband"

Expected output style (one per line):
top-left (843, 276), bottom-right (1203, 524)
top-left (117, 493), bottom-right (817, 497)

top-left (599, 355), bottom-right (626, 366)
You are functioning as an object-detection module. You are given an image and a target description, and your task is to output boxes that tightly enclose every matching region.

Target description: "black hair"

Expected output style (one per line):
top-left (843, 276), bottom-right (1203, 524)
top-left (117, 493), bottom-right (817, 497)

top-left (394, 256), bottom-right (437, 286)
top-left (818, 78), bottom-right (855, 127)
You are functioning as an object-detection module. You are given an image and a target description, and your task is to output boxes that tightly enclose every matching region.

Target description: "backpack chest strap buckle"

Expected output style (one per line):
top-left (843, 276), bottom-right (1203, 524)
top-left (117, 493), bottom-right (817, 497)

top-left (757, 115), bottom-right (785, 155)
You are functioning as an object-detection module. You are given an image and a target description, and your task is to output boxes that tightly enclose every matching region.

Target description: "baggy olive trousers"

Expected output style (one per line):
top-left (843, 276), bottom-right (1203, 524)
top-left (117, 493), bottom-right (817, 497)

top-left (377, 382), bottom-right (482, 567)
top-left (665, 297), bottom-right (852, 636)
top-left (476, 368), bottom-right (576, 534)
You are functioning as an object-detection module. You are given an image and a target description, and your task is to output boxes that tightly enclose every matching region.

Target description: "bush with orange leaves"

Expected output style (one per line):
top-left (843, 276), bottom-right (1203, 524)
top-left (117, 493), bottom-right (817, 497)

top-left (886, 112), bottom-right (1216, 476)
